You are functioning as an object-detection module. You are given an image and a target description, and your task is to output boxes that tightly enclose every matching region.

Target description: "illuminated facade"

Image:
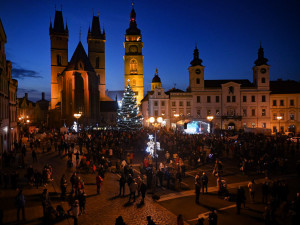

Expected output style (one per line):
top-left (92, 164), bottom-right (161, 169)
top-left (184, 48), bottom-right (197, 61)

top-left (49, 9), bottom-right (103, 126)
top-left (0, 19), bottom-right (18, 152)
top-left (142, 45), bottom-right (287, 132)
top-left (124, 5), bottom-right (144, 105)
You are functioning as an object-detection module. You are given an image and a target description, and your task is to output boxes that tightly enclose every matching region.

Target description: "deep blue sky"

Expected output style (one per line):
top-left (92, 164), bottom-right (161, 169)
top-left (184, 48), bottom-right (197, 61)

top-left (1, 0), bottom-right (300, 101)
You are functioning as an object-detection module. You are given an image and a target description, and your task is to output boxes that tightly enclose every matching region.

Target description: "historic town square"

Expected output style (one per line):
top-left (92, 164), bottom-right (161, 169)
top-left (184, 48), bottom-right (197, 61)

top-left (1, 0), bottom-right (300, 225)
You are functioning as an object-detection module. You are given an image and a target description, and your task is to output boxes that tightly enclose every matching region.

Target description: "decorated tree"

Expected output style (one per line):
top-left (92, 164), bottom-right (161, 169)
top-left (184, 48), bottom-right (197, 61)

top-left (117, 83), bottom-right (143, 130)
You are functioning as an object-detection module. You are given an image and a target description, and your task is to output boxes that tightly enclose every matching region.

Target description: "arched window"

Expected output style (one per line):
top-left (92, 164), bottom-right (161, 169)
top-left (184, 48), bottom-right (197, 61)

top-left (130, 59), bottom-right (138, 74)
top-left (57, 55), bottom-right (61, 66)
top-left (96, 57), bottom-right (100, 69)
top-left (132, 79), bottom-right (136, 86)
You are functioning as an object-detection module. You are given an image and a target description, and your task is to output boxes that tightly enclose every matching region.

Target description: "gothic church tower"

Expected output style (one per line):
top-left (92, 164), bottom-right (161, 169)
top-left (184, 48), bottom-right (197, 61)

top-left (124, 4), bottom-right (144, 105)
top-left (87, 15), bottom-right (109, 101)
top-left (49, 10), bottom-right (68, 109)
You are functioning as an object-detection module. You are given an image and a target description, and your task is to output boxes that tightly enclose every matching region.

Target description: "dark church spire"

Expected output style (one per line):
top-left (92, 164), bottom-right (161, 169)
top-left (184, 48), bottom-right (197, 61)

top-left (126, 2), bottom-right (141, 35)
top-left (254, 43), bottom-right (268, 66)
top-left (87, 14), bottom-right (105, 40)
top-left (190, 45), bottom-right (203, 66)
top-left (49, 9), bottom-right (68, 35)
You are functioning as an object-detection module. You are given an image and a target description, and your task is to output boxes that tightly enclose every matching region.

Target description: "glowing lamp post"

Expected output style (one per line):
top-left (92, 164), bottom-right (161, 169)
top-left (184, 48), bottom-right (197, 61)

top-left (207, 115), bottom-right (214, 134)
top-left (277, 116), bottom-right (282, 134)
top-left (74, 113), bottom-right (82, 132)
top-left (149, 116), bottom-right (163, 171)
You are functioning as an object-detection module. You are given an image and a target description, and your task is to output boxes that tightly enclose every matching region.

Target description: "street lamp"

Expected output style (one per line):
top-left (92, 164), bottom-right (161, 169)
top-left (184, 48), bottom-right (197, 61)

top-left (207, 115), bottom-right (214, 134)
top-left (149, 116), bottom-right (163, 171)
top-left (277, 116), bottom-right (282, 134)
top-left (74, 113), bottom-right (82, 132)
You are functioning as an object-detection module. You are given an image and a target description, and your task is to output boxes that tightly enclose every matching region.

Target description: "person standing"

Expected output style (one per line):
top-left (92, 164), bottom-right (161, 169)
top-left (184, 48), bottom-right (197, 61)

top-left (236, 186), bottom-right (245, 214)
top-left (96, 174), bottom-right (103, 195)
top-left (69, 200), bottom-right (79, 225)
top-left (60, 174), bottom-right (67, 199)
top-left (262, 177), bottom-right (270, 204)
top-left (248, 179), bottom-right (256, 202)
top-left (208, 210), bottom-right (218, 225)
top-left (16, 189), bottom-right (26, 221)
top-left (128, 179), bottom-right (137, 202)
top-left (119, 173), bottom-right (126, 197)
top-left (195, 174), bottom-right (201, 204)
top-left (201, 172), bottom-right (208, 194)
top-left (177, 214), bottom-right (184, 225)
top-left (140, 181), bottom-right (147, 204)
top-left (41, 189), bottom-right (50, 218)
top-left (32, 149), bottom-right (37, 163)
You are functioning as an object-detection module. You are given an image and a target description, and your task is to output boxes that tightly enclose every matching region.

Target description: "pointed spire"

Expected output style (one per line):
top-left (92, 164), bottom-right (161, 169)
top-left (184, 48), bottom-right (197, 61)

top-left (50, 8), bottom-right (68, 35)
top-left (102, 23), bottom-right (105, 35)
top-left (190, 46), bottom-right (203, 66)
top-left (152, 68), bottom-right (161, 83)
top-left (254, 43), bottom-right (268, 66)
top-left (49, 16), bottom-right (52, 30)
top-left (65, 19), bottom-right (68, 32)
top-left (126, 1), bottom-right (140, 35)
top-left (88, 25), bottom-right (90, 33)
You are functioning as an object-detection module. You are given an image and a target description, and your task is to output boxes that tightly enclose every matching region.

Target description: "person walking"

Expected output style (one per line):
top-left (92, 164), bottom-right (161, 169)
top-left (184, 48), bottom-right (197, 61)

top-left (236, 186), bottom-right (246, 214)
top-left (119, 173), bottom-right (126, 197)
top-left (140, 181), bottom-right (147, 204)
top-left (16, 189), bottom-right (26, 221)
top-left (195, 174), bottom-right (201, 204)
top-left (201, 172), bottom-right (208, 194)
top-left (96, 174), bottom-right (103, 195)
top-left (248, 178), bottom-right (256, 202)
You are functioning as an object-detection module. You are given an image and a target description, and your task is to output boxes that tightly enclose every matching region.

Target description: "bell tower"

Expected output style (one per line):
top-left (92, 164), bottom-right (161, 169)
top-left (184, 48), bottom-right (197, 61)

top-left (87, 15), bottom-right (107, 100)
top-left (253, 44), bottom-right (270, 90)
top-left (124, 3), bottom-right (144, 104)
top-left (188, 45), bottom-right (205, 91)
top-left (49, 9), bottom-right (68, 109)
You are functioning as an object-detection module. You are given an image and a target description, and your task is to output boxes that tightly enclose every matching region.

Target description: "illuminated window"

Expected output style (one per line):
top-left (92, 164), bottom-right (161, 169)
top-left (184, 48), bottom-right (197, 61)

top-left (262, 123), bottom-right (266, 128)
top-left (132, 79), bottom-right (136, 86)
top-left (290, 113), bottom-right (294, 120)
top-left (130, 59), bottom-right (138, 74)
top-left (216, 110), bottom-right (220, 115)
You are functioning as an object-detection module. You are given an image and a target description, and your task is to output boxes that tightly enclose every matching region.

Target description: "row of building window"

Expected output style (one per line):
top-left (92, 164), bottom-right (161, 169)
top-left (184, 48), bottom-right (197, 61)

top-left (272, 113), bottom-right (295, 121)
top-left (272, 99), bottom-right (294, 107)
top-left (195, 95), bottom-right (266, 103)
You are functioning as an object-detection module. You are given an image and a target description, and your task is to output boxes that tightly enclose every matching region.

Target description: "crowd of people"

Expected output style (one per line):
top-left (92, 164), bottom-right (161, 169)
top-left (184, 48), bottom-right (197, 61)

top-left (0, 127), bottom-right (300, 225)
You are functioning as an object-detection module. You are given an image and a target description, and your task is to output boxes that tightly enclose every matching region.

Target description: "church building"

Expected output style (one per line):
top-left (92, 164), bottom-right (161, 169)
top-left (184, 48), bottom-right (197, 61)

top-left (49, 9), bottom-right (111, 126)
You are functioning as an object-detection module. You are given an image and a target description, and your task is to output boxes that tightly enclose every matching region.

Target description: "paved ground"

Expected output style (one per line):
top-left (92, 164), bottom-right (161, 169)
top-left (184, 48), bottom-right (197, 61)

top-left (0, 145), bottom-right (187, 225)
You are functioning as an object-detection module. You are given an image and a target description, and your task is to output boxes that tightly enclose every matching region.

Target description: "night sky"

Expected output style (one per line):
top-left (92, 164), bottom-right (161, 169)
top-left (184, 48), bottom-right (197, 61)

top-left (1, 0), bottom-right (300, 101)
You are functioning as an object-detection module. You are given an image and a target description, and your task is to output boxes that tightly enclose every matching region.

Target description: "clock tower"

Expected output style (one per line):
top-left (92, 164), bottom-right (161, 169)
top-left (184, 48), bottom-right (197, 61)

top-left (253, 44), bottom-right (270, 90)
top-left (188, 45), bottom-right (205, 91)
top-left (124, 4), bottom-right (144, 105)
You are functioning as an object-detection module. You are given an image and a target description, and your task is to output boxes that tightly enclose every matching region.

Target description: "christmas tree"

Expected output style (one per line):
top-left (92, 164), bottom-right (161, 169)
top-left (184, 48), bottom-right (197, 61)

top-left (117, 83), bottom-right (143, 130)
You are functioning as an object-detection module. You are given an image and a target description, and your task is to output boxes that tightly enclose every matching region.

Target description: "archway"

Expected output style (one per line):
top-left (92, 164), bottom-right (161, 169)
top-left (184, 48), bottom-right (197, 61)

top-left (288, 125), bottom-right (296, 133)
top-left (228, 122), bottom-right (235, 130)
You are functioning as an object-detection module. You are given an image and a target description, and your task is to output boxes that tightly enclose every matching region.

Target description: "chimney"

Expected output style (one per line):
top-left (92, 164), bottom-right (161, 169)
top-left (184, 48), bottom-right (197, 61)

top-left (25, 93), bottom-right (28, 99)
top-left (42, 92), bottom-right (45, 100)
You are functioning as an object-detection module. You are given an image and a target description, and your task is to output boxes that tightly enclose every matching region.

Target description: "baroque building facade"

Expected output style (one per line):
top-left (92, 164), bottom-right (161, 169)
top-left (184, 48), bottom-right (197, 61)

top-left (0, 19), bottom-right (18, 152)
top-left (142, 45), bottom-right (300, 134)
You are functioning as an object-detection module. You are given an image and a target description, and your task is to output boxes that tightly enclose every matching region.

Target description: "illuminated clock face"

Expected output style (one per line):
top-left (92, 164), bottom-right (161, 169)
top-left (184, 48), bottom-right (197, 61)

top-left (195, 69), bottom-right (201, 74)
top-left (130, 45), bottom-right (138, 53)
top-left (260, 68), bottom-right (266, 74)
